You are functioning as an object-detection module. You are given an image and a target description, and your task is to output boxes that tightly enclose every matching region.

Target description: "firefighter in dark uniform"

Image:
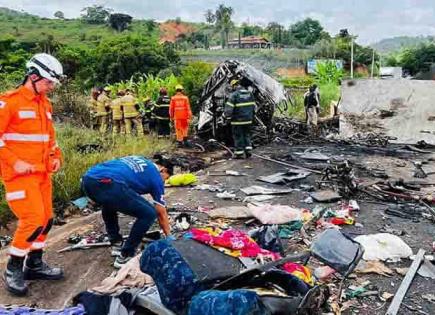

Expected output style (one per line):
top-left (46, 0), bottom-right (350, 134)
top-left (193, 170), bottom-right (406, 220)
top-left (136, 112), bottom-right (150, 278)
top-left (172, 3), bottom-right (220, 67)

top-left (153, 88), bottom-right (171, 137)
top-left (224, 79), bottom-right (256, 159)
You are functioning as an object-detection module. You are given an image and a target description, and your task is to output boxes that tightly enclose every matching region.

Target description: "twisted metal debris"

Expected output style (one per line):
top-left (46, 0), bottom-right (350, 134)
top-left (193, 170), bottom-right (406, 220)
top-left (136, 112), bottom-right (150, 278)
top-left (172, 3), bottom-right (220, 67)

top-left (197, 60), bottom-right (290, 141)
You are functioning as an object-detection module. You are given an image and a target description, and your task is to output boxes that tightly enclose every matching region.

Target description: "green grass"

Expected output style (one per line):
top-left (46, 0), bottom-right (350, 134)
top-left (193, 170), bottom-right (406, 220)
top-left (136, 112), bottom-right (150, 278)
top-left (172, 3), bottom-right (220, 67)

top-left (287, 82), bottom-right (340, 119)
top-left (0, 124), bottom-right (173, 224)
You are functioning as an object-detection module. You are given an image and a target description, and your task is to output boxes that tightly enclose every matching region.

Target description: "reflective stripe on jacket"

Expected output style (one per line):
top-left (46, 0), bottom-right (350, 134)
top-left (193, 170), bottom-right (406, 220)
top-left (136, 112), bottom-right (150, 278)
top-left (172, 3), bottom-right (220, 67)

top-left (224, 88), bottom-right (256, 125)
top-left (111, 97), bottom-right (123, 120)
top-left (154, 96), bottom-right (171, 120)
top-left (122, 94), bottom-right (139, 118)
top-left (96, 94), bottom-right (110, 116)
top-left (0, 86), bottom-right (62, 180)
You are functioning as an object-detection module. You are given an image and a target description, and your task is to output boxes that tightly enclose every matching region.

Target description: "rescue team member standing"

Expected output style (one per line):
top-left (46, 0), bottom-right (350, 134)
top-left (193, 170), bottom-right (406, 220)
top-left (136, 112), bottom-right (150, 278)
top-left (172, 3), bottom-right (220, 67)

top-left (224, 79), bottom-right (256, 159)
top-left (0, 53), bottom-right (64, 296)
top-left (122, 89), bottom-right (144, 136)
top-left (303, 84), bottom-right (321, 134)
top-left (87, 87), bottom-right (100, 130)
top-left (154, 88), bottom-right (171, 137)
top-left (111, 90), bottom-right (125, 135)
top-left (81, 156), bottom-right (172, 268)
top-left (170, 85), bottom-right (192, 147)
top-left (95, 87), bottom-right (111, 133)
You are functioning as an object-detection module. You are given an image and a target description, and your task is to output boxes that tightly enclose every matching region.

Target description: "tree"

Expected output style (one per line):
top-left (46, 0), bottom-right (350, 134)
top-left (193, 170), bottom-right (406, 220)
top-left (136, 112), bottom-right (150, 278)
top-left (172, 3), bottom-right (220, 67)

top-left (81, 5), bottom-right (112, 24)
top-left (54, 11), bottom-right (64, 19)
top-left (92, 35), bottom-right (172, 84)
top-left (213, 4), bottom-right (234, 48)
top-left (289, 18), bottom-right (324, 47)
top-left (266, 22), bottom-right (284, 46)
top-left (398, 43), bottom-right (435, 75)
top-left (204, 9), bottom-right (215, 25)
top-left (108, 13), bottom-right (132, 32)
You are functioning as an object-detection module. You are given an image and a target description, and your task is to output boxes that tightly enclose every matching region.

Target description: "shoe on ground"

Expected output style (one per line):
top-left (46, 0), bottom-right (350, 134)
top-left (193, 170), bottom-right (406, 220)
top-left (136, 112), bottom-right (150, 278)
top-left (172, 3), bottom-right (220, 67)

top-left (114, 254), bottom-right (133, 269)
top-left (3, 257), bottom-right (28, 296)
top-left (23, 250), bottom-right (63, 281)
top-left (111, 241), bottom-right (123, 257)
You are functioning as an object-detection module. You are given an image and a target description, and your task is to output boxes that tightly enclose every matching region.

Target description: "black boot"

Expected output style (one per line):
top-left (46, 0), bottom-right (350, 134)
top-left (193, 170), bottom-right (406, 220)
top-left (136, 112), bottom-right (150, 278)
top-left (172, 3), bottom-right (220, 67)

top-left (3, 255), bottom-right (28, 296)
top-left (24, 250), bottom-right (64, 281)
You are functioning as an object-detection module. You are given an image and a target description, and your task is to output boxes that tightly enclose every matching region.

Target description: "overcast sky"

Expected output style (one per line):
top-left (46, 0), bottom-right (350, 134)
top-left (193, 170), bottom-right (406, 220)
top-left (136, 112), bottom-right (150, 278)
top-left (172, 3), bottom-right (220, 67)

top-left (1, 0), bottom-right (435, 44)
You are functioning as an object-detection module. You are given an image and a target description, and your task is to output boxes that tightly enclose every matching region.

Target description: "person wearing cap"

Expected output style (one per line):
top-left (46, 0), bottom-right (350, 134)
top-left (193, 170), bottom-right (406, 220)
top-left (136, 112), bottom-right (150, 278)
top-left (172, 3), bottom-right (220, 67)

top-left (81, 155), bottom-right (172, 268)
top-left (154, 88), bottom-right (171, 137)
top-left (0, 53), bottom-right (64, 296)
top-left (96, 87), bottom-right (111, 133)
top-left (224, 79), bottom-right (256, 159)
top-left (169, 84), bottom-right (192, 147)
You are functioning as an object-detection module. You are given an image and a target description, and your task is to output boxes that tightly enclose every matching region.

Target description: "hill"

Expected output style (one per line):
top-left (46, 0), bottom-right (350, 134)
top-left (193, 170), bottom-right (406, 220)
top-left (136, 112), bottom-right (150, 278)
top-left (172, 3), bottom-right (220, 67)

top-left (371, 36), bottom-right (434, 54)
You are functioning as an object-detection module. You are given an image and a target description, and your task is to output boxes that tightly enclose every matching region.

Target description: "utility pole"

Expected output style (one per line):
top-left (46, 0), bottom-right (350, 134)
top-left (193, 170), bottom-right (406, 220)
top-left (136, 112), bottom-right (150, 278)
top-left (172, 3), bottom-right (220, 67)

top-left (350, 37), bottom-right (354, 79)
top-left (371, 49), bottom-right (375, 78)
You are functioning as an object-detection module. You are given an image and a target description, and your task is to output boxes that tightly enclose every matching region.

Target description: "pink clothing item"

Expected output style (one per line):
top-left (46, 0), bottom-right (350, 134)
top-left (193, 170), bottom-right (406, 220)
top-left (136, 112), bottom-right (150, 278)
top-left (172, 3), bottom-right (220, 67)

top-left (189, 228), bottom-right (279, 259)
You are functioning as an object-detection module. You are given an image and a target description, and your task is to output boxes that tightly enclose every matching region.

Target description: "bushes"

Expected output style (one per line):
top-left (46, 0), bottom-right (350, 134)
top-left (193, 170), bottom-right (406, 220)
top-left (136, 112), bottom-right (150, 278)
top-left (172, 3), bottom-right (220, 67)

top-left (0, 124), bottom-right (173, 223)
top-left (178, 61), bottom-right (214, 113)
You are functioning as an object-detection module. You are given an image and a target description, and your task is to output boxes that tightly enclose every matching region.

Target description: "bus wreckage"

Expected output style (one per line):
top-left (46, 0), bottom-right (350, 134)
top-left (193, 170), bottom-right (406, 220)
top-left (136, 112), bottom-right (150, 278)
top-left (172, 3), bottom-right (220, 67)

top-left (197, 60), bottom-right (290, 142)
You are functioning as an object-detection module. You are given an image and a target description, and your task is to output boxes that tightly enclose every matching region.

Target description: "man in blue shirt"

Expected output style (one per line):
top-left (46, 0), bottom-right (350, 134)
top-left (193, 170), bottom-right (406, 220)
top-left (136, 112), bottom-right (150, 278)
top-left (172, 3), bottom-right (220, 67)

top-left (81, 156), bottom-right (172, 268)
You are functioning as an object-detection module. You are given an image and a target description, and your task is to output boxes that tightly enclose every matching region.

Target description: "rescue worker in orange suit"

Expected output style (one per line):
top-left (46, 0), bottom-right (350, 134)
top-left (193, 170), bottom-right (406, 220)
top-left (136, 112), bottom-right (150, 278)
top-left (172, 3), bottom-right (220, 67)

top-left (169, 85), bottom-right (192, 147)
top-left (0, 53), bottom-right (64, 296)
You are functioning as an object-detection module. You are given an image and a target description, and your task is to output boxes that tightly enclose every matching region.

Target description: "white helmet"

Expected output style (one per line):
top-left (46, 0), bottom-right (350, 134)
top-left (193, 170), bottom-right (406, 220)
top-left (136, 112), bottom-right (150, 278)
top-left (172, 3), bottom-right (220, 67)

top-left (26, 53), bottom-right (64, 84)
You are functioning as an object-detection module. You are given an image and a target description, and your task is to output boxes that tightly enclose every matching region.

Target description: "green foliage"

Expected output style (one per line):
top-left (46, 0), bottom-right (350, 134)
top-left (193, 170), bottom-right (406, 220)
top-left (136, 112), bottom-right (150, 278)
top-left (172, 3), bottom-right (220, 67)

top-left (397, 43), bottom-right (435, 75)
top-left (92, 34), bottom-right (170, 85)
top-left (207, 4), bottom-right (234, 48)
top-left (0, 36), bottom-right (30, 89)
top-left (280, 76), bottom-right (314, 88)
top-left (178, 61), bottom-right (214, 113)
top-left (314, 61), bottom-right (343, 85)
top-left (289, 18), bottom-right (325, 46)
top-left (81, 5), bottom-right (112, 24)
top-left (106, 73), bottom-right (180, 103)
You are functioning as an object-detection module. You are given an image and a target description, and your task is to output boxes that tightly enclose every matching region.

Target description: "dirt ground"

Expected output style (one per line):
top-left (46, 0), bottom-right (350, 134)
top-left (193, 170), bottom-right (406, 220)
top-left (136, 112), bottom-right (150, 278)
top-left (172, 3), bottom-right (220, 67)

top-left (0, 142), bottom-right (434, 314)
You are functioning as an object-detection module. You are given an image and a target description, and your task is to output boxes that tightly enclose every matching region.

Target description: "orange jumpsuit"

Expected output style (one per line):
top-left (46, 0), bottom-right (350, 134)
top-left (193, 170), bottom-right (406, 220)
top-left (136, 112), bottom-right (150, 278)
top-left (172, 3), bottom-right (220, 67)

top-left (0, 86), bottom-right (62, 257)
top-left (169, 92), bottom-right (192, 142)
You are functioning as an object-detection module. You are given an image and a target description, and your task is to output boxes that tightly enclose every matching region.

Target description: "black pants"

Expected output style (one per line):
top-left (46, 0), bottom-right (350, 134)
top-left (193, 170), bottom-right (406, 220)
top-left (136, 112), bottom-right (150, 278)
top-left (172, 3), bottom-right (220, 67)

top-left (156, 119), bottom-right (170, 136)
top-left (82, 176), bottom-right (157, 257)
top-left (232, 125), bottom-right (252, 156)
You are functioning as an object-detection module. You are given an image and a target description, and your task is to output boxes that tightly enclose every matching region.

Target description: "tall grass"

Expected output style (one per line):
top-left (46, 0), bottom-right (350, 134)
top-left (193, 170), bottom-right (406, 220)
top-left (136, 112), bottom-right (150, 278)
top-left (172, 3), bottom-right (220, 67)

top-left (0, 124), bottom-right (173, 224)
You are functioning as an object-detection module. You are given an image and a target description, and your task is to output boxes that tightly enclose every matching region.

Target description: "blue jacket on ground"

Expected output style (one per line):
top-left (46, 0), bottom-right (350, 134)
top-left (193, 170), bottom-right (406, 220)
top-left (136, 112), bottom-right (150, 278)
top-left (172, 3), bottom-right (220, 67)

top-left (84, 156), bottom-right (165, 206)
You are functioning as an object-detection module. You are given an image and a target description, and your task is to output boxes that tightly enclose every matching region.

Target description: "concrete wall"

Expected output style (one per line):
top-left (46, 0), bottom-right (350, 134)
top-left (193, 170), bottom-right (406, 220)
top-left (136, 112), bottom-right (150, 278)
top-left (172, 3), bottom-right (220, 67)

top-left (340, 79), bottom-right (435, 144)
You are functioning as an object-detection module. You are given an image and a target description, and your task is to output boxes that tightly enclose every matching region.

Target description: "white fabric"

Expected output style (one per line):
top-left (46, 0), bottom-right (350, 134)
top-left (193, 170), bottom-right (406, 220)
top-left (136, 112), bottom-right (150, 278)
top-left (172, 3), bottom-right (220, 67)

top-left (3, 133), bottom-right (49, 142)
top-left (46, 112), bottom-right (52, 120)
top-left (31, 242), bottom-right (46, 249)
top-left (247, 204), bottom-right (303, 224)
top-left (9, 246), bottom-right (29, 257)
top-left (0, 139), bottom-right (4, 147)
top-left (0, 101), bottom-right (6, 109)
top-left (18, 110), bottom-right (37, 119)
top-left (355, 233), bottom-right (413, 261)
top-left (6, 190), bottom-right (26, 201)
top-left (93, 255), bottom-right (153, 294)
